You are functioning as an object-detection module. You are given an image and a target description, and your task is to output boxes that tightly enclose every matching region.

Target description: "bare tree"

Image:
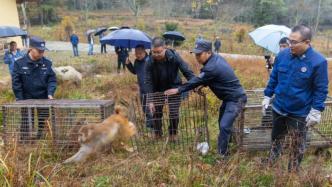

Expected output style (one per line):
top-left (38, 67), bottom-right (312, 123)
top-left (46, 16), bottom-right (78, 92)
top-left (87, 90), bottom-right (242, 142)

top-left (126, 0), bottom-right (147, 17)
top-left (314, 0), bottom-right (322, 32)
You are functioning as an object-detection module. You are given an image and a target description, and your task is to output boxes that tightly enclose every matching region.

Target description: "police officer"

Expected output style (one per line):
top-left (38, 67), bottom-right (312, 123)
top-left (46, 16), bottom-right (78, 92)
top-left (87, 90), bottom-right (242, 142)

top-left (12, 36), bottom-right (57, 140)
top-left (165, 40), bottom-right (247, 157)
top-left (262, 25), bottom-right (328, 171)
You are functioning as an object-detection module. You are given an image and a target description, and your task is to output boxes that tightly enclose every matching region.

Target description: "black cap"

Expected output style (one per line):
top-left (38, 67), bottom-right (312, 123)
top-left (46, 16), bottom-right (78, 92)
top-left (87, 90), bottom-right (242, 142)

top-left (29, 36), bottom-right (48, 51)
top-left (191, 40), bottom-right (212, 54)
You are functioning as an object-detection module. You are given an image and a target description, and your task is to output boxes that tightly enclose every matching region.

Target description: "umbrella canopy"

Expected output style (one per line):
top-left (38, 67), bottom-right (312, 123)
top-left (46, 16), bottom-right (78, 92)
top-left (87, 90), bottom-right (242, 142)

top-left (101, 28), bottom-right (152, 49)
top-left (86, 29), bottom-right (95, 36)
top-left (94, 27), bottom-right (107, 36)
top-left (249, 24), bottom-right (291, 54)
top-left (163, 31), bottom-right (185, 41)
top-left (108, 26), bottom-right (119, 31)
top-left (0, 26), bottom-right (27, 38)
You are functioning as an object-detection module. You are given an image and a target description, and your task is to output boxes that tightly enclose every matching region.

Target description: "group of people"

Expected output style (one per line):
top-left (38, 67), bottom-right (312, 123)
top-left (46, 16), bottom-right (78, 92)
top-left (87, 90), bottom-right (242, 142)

top-left (70, 31), bottom-right (129, 74)
top-left (124, 24), bottom-right (329, 171)
top-left (69, 31), bottom-right (108, 57)
top-left (3, 24), bottom-right (328, 171)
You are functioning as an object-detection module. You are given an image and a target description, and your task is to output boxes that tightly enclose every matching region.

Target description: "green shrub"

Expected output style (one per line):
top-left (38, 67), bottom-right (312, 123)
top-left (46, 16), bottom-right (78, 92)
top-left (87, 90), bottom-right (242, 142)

top-left (165, 22), bottom-right (178, 31)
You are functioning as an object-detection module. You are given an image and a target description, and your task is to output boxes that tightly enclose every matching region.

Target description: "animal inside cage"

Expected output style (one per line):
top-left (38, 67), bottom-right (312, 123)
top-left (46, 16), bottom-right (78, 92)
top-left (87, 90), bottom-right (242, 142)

top-left (1, 99), bottom-right (114, 150)
top-left (129, 91), bottom-right (209, 152)
top-left (233, 89), bottom-right (332, 151)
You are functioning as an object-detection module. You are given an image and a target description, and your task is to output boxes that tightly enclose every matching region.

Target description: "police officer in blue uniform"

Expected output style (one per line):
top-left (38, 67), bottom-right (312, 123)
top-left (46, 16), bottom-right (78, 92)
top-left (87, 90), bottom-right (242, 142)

top-left (165, 40), bottom-right (247, 157)
top-left (262, 25), bottom-right (329, 171)
top-left (12, 36), bottom-right (57, 140)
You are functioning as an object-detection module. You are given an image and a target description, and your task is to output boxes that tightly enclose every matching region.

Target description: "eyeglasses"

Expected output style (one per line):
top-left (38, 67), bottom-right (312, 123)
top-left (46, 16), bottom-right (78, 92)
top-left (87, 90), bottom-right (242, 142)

top-left (289, 40), bottom-right (305, 46)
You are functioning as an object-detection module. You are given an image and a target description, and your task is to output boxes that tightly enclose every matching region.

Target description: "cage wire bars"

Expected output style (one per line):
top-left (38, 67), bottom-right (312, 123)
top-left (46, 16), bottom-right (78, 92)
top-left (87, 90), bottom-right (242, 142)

top-left (1, 99), bottom-right (114, 150)
top-left (1, 90), bottom-right (331, 154)
top-left (128, 91), bottom-right (209, 152)
top-left (234, 89), bottom-right (332, 151)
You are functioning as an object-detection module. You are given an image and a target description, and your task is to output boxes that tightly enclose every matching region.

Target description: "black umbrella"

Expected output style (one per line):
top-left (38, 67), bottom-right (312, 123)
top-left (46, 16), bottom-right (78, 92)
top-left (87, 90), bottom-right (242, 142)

top-left (163, 31), bottom-right (185, 41)
top-left (0, 26), bottom-right (27, 38)
top-left (94, 27), bottom-right (107, 36)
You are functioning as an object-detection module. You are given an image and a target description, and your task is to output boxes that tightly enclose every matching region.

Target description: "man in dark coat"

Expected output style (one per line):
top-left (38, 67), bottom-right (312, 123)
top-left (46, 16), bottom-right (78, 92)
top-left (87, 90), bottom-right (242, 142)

top-left (214, 36), bottom-right (221, 53)
top-left (145, 37), bottom-right (195, 141)
top-left (125, 45), bottom-right (152, 128)
top-left (115, 46), bottom-right (129, 73)
top-left (165, 40), bottom-right (247, 157)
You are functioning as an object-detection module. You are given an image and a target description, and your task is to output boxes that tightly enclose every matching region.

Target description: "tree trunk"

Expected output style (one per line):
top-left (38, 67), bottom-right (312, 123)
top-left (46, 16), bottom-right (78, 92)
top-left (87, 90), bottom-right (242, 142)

top-left (20, 2), bottom-right (28, 29)
top-left (40, 10), bottom-right (44, 25)
top-left (314, 0), bottom-right (322, 33)
top-left (84, 0), bottom-right (89, 22)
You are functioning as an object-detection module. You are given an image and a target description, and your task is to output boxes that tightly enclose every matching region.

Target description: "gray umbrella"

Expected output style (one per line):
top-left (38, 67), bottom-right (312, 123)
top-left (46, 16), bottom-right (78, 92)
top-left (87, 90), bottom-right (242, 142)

top-left (86, 29), bottom-right (96, 36)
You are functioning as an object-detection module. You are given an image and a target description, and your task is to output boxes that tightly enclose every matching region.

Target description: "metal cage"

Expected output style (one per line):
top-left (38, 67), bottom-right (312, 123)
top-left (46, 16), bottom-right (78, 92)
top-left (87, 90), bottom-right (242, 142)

top-left (1, 99), bottom-right (114, 150)
top-left (234, 90), bottom-right (332, 151)
top-left (129, 91), bottom-right (209, 152)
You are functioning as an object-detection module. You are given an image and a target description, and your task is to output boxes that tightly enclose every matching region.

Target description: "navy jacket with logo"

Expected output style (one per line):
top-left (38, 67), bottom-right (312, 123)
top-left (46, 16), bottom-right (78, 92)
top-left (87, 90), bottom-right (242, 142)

top-left (12, 53), bottom-right (57, 100)
top-left (178, 53), bottom-right (245, 102)
top-left (264, 47), bottom-right (328, 117)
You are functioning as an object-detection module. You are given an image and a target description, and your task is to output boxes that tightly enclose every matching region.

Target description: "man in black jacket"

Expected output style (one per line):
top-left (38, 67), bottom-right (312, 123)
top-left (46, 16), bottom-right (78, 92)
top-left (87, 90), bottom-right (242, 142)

top-left (115, 46), bottom-right (129, 73)
top-left (145, 37), bottom-right (195, 140)
top-left (165, 40), bottom-right (247, 156)
top-left (125, 45), bottom-right (152, 128)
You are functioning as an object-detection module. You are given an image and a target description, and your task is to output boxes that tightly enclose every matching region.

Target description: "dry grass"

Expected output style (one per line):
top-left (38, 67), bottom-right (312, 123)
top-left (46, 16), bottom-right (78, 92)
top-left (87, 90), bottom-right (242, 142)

top-left (0, 51), bottom-right (332, 186)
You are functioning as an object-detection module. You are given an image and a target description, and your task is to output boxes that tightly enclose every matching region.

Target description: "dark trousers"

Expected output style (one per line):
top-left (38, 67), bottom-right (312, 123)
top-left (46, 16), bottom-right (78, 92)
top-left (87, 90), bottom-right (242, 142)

top-left (117, 57), bottom-right (126, 72)
top-left (218, 96), bottom-right (247, 155)
top-left (72, 44), bottom-right (79, 56)
top-left (140, 93), bottom-right (153, 128)
top-left (152, 94), bottom-right (181, 136)
top-left (269, 110), bottom-right (307, 171)
top-left (101, 44), bottom-right (107, 53)
top-left (20, 107), bottom-right (49, 141)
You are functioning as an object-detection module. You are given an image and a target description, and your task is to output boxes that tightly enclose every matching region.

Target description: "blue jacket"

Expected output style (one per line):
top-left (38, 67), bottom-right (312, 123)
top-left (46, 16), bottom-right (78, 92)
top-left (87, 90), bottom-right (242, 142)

top-left (178, 53), bottom-right (245, 102)
top-left (70, 34), bottom-right (79, 45)
top-left (264, 47), bottom-right (328, 117)
top-left (12, 53), bottom-right (57, 100)
top-left (145, 49), bottom-right (195, 93)
top-left (4, 49), bottom-right (23, 75)
top-left (126, 54), bottom-right (149, 94)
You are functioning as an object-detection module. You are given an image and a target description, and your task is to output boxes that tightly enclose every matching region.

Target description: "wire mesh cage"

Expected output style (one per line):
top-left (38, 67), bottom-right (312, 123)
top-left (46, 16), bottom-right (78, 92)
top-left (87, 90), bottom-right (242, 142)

top-left (128, 91), bottom-right (209, 152)
top-left (234, 89), bottom-right (332, 151)
top-left (1, 99), bottom-right (114, 150)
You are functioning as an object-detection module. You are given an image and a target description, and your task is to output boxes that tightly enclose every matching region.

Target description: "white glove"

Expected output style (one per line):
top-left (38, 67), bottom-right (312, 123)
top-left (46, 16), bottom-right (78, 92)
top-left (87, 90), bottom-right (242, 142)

top-left (306, 108), bottom-right (321, 127)
top-left (262, 96), bottom-right (271, 116)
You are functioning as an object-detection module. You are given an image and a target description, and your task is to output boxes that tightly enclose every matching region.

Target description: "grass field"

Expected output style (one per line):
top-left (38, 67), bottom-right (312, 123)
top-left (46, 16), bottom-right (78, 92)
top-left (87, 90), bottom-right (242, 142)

top-left (0, 50), bottom-right (332, 186)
